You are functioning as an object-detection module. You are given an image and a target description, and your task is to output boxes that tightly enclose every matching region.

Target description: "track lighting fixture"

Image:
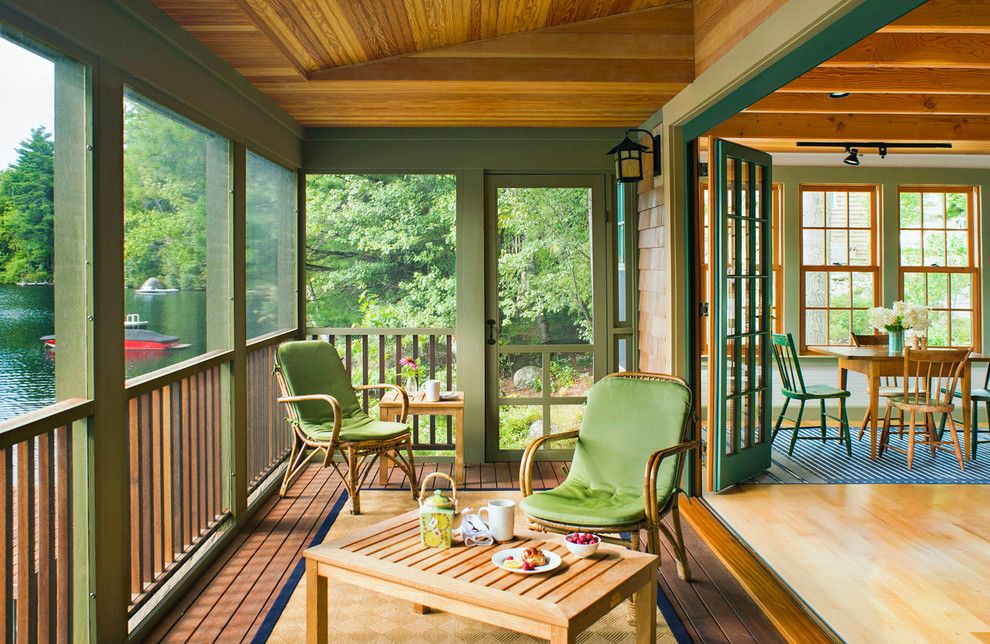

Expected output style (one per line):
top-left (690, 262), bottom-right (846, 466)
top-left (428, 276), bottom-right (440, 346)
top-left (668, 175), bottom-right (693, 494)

top-left (796, 141), bottom-right (952, 165)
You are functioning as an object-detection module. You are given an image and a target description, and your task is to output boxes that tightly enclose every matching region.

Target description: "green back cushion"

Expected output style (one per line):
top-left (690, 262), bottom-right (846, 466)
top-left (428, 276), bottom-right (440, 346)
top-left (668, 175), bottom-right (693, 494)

top-left (569, 377), bottom-right (691, 495)
top-left (276, 341), bottom-right (362, 428)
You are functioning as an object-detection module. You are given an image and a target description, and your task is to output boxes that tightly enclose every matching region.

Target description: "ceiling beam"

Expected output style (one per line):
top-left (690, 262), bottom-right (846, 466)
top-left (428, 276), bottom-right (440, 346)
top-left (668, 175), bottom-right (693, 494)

top-left (778, 67), bottom-right (990, 94)
top-left (881, 0), bottom-right (990, 34)
top-left (747, 93), bottom-right (990, 115)
top-left (709, 112), bottom-right (990, 143)
top-left (307, 57), bottom-right (694, 83)
top-left (821, 33), bottom-right (990, 68)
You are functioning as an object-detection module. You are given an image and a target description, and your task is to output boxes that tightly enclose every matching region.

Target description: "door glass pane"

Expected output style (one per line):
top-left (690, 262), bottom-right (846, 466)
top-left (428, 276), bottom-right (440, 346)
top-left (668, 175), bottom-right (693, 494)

top-left (499, 353), bottom-right (542, 398)
top-left (498, 405), bottom-right (542, 450)
top-left (497, 187), bottom-right (592, 345)
top-left (549, 405), bottom-right (583, 446)
top-left (550, 352), bottom-right (593, 396)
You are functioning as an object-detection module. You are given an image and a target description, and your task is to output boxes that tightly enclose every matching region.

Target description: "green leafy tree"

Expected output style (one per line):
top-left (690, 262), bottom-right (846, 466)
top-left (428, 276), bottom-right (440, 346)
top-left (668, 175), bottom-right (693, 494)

top-left (496, 187), bottom-right (592, 344)
top-left (123, 98), bottom-right (210, 289)
top-left (305, 174), bottom-right (456, 328)
top-left (0, 126), bottom-right (55, 281)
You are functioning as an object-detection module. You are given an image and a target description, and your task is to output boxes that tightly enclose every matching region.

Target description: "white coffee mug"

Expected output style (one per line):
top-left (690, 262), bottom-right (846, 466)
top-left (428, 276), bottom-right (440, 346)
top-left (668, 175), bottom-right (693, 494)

top-left (478, 499), bottom-right (515, 542)
top-left (423, 379), bottom-right (441, 402)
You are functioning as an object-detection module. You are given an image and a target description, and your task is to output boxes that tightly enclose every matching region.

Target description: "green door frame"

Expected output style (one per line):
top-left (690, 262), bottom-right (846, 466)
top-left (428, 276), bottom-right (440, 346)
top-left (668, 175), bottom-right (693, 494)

top-left (657, 0), bottom-right (929, 497)
top-left (483, 174), bottom-right (608, 461)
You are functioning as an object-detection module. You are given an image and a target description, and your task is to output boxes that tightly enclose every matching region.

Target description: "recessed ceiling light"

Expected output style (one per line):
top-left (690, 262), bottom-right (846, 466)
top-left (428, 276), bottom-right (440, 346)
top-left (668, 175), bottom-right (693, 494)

top-left (828, 91), bottom-right (851, 99)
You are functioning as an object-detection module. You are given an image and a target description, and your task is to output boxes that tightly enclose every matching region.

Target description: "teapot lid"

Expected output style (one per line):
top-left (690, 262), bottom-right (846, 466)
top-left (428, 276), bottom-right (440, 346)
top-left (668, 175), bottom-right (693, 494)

top-left (423, 488), bottom-right (454, 509)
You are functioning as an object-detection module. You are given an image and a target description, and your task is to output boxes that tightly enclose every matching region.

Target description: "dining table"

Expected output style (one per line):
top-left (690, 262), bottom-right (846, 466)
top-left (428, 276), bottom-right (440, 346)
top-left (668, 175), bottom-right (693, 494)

top-left (809, 346), bottom-right (989, 461)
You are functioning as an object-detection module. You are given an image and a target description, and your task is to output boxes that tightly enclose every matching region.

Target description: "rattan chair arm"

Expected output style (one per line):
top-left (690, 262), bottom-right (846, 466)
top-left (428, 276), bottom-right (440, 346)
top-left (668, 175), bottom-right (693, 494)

top-left (519, 430), bottom-right (580, 497)
top-left (644, 439), bottom-right (699, 523)
top-left (354, 383), bottom-right (410, 422)
top-left (276, 394), bottom-right (343, 443)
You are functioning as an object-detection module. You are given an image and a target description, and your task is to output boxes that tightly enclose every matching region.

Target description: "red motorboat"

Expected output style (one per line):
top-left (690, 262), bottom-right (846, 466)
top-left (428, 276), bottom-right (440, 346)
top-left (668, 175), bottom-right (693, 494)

top-left (42, 329), bottom-right (191, 351)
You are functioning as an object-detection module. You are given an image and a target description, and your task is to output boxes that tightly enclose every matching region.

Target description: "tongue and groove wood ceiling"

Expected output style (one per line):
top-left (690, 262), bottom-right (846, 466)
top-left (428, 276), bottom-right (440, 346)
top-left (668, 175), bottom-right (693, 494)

top-left (711, 0), bottom-right (990, 154)
top-left (152, 0), bottom-right (695, 127)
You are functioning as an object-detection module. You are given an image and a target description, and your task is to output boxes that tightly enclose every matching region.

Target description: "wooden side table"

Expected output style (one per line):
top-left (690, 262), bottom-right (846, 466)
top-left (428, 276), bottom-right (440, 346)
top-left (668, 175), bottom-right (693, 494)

top-left (379, 390), bottom-right (465, 485)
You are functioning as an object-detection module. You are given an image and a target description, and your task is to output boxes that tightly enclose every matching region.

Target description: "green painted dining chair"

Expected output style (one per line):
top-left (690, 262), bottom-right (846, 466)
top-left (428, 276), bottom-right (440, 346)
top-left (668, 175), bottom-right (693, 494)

top-left (770, 333), bottom-right (852, 457)
top-left (274, 340), bottom-right (418, 514)
top-left (518, 372), bottom-right (698, 581)
top-left (939, 362), bottom-right (990, 459)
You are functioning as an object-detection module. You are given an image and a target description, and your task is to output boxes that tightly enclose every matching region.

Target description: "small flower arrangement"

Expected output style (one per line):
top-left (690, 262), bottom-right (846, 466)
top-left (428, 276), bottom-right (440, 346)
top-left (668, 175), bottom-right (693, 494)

top-left (399, 357), bottom-right (424, 381)
top-left (867, 301), bottom-right (929, 334)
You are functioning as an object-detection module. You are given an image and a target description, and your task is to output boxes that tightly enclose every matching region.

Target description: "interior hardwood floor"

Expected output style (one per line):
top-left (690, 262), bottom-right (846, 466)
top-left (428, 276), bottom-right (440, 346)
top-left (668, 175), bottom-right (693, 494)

top-left (145, 461), bottom-right (783, 643)
top-left (705, 484), bottom-right (990, 643)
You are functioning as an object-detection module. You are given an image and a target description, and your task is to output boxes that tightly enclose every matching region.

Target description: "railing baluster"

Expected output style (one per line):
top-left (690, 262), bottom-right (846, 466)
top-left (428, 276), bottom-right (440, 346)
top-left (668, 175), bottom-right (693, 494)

top-left (378, 336), bottom-right (386, 400)
top-left (446, 334), bottom-right (454, 445)
top-left (429, 336), bottom-right (437, 444)
top-left (16, 437), bottom-right (36, 640)
top-left (36, 431), bottom-right (53, 642)
top-left (128, 397), bottom-right (141, 597)
top-left (362, 335), bottom-right (369, 412)
top-left (140, 395), bottom-right (153, 589)
top-left (395, 335), bottom-right (402, 385)
top-left (0, 447), bottom-right (8, 641)
top-left (344, 335), bottom-right (352, 380)
top-left (56, 425), bottom-right (72, 643)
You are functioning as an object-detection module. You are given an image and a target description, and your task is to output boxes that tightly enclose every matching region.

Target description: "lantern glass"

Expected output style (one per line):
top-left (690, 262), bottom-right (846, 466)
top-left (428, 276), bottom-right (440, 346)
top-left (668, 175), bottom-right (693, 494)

top-left (616, 150), bottom-right (643, 183)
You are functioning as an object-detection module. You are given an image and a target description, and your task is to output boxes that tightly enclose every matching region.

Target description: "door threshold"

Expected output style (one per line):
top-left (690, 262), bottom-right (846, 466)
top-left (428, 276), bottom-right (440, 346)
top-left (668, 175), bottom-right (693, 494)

top-left (680, 496), bottom-right (841, 644)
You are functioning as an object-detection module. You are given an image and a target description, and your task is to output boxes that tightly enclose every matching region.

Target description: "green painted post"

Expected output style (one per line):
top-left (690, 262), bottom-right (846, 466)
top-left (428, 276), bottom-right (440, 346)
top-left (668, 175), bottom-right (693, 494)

top-left (88, 68), bottom-right (129, 643)
top-left (456, 170), bottom-right (486, 464)
top-left (297, 172), bottom-right (308, 337)
top-left (230, 144), bottom-right (247, 518)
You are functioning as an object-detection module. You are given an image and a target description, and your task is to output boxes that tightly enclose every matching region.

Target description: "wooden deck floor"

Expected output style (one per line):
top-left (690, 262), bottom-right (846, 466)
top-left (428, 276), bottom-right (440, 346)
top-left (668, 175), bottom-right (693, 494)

top-left (144, 461), bottom-right (783, 643)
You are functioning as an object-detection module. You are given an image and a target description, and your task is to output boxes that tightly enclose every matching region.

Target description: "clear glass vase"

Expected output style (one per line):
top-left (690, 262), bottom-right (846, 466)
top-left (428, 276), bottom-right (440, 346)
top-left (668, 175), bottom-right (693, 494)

top-left (404, 375), bottom-right (418, 394)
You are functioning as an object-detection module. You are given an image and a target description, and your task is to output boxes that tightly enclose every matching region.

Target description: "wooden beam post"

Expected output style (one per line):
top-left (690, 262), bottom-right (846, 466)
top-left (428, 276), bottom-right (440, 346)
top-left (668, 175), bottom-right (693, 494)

top-left (456, 170), bottom-right (485, 464)
top-left (88, 67), bottom-right (129, 643)
top-left (230, 144), bottom-right (248, 519)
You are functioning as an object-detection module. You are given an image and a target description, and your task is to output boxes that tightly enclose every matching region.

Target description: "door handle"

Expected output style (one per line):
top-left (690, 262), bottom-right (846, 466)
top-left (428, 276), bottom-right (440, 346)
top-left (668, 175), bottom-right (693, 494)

top-left (486, 319), bottom-right (497, 345)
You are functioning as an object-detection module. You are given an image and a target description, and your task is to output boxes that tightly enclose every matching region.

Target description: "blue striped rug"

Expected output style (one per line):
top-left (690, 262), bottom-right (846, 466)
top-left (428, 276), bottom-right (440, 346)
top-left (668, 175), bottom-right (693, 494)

top-left (770, 431), bottom-right (990, 484)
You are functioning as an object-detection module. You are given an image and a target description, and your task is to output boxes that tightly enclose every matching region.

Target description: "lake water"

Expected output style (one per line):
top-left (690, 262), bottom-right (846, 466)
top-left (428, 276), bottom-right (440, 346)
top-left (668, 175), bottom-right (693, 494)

top-left (0, 285), bottom-right (207, 422)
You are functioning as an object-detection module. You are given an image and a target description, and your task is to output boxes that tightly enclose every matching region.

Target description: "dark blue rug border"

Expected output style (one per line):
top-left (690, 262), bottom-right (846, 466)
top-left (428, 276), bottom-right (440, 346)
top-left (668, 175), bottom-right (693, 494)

top-left (251, 489), bottom-right (692, 643)
top-left (251, 491), bottom-right (349, 644)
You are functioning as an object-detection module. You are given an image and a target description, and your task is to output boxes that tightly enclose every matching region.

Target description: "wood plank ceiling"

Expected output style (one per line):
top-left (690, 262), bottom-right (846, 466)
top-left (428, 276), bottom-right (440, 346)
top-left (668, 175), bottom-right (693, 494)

top-left (710, 0), bottom-right (990, 154)
top-left (152, 0), bottom-right (695, 127)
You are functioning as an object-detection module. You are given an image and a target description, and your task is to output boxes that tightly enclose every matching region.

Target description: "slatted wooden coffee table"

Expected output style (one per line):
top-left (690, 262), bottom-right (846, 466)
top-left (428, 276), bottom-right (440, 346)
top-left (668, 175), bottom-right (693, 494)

top-left (304, 509), bottom-right (659, 643)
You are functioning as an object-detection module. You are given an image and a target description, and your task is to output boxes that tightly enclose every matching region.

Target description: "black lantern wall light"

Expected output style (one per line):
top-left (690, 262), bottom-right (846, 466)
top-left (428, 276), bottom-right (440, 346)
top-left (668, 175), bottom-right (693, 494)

top-left (608, 129), bottom-right (661, 183)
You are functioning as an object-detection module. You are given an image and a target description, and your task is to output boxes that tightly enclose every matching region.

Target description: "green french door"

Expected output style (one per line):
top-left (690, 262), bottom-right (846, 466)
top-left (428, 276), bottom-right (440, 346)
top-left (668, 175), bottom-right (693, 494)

top-left (710, 140), bottom-right (773, 491)
top-left (484, 175), bottom-right (607, 459)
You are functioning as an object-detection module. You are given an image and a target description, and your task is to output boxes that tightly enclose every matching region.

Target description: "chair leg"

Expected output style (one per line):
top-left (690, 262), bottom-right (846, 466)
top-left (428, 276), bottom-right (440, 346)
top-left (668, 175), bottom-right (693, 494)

top-left (858, 406), bottom-right (871, 441)
top-left (280, 434), bottom-right (316, 497)
top-left (973, 403), bottom-right (982, 460)
top-left (840, 398), bottom-right (851, 457)
top-left (907, 412), bottom-right (916, 470)
top-left (946, 414), bottom-right (965, 471)
top-left (898, 409), bottom-right (905, 438)
top-left (788, 401), bottom-right (805, 456)
top-left (879, 405), bottom-right (890, 457)
top-left (667, 502), bottom-right (691, 582)
top-left (405, 436), bottom-right (418, 500)
top-left (771, 398), bottom-right (790, 445)
top-left (819, 399), bottom-right (827, 444)
top-left (347, 446), bottom-right (361, 515)
top-left (927, 413), bottom-right (938, 459)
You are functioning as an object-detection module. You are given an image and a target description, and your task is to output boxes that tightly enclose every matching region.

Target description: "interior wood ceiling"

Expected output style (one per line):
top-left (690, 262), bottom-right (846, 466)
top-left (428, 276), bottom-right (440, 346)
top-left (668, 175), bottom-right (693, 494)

top-left (711, 0), bottom-right (990, 154)
top-left (152, 0), bottom-right (694, 127)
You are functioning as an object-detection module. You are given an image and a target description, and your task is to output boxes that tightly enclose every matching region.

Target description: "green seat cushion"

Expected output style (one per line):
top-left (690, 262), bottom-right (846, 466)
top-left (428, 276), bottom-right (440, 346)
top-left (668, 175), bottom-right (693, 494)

top-left (522, 376), bottom-right (691, 528)
top-left (520, 479), bottom-right (665, 527)
top-left (782, 384), bottom-right (850, 399)
top-left (303, 415), bottom-right (409, 443)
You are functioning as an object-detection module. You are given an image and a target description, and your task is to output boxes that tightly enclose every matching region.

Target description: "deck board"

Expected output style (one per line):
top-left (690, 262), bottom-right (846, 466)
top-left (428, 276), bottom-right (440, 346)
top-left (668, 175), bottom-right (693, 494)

top-left (146, 462), bottom-right (782, 643)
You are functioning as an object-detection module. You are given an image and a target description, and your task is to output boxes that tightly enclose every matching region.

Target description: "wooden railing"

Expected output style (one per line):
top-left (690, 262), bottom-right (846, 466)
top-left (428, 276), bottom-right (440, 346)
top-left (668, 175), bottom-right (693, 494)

top-left (307, 328), bottom-right (457, 450)
top-left (0, 398), bottom-right (90, 642)
top-left (246, 332), bottom-right (294, 493)
top-left (126, 354), bottom-right (230, 613)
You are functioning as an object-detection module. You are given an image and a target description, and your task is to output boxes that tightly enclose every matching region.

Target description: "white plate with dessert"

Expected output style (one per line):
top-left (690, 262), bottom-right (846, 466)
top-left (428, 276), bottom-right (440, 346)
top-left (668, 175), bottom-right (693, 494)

top-left (491, 547), bottom-right (562, 574)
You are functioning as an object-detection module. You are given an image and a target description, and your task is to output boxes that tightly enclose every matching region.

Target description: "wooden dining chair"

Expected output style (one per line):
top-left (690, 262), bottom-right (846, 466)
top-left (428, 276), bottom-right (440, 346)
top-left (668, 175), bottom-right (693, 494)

top-left (850, 332), bottom-right (904, 440)
top-left (770, 333), bottom-right (852, 456)
top-left (880, 347), bottom-right (970, 470)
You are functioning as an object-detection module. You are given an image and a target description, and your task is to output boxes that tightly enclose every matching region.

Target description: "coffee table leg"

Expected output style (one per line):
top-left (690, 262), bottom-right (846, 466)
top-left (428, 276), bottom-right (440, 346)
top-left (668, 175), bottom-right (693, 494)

top-left (454, 409), bottom-right (465, 485)
top-left (412, 603), bottom-right (431, 614)
top-left (633, 578), bottom-right (656, 644)
top-left (306, 559), bottom-right (328, 644)
top-left (550, 625), bottom-right (575, 644)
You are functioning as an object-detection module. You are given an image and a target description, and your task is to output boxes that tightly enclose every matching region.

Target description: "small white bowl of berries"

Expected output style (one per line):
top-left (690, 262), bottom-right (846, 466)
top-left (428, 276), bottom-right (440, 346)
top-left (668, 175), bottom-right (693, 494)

top-left (564, 532), bottom-right (601, 558)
